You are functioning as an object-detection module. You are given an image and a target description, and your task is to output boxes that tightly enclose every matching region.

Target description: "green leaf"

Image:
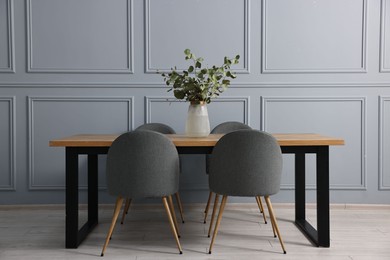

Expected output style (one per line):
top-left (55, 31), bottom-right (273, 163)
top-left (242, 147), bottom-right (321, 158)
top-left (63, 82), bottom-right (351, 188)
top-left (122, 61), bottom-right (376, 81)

top-left (174, 90), bottom-right (185, 99)
top-left (163, 49), bottom-right (239, 103)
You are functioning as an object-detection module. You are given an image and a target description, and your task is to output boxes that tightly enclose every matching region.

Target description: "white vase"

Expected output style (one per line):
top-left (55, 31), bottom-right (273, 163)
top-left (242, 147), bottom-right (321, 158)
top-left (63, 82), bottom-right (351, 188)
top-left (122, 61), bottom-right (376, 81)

top-left (185, 102), bottom-right (210, 137)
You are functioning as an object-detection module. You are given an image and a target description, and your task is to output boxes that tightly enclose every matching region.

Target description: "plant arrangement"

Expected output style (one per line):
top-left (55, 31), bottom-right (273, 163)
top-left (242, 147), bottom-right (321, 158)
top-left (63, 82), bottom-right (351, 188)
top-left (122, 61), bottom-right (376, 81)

top-left (161, 49), bottom-right (240, 104)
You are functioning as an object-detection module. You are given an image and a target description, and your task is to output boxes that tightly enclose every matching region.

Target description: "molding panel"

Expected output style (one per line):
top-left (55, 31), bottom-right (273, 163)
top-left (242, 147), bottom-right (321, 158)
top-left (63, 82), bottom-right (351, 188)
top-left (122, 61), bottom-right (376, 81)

top-left (0, 97), bottom-right (16, 190)
top-left (26, 0), bottom-right (133, 73)
top-left (261, 0), bottom-right (367, 73)
top-left (380, 0), bottom-right (390, 73)
top-left (28, 96), bottom-right (134, 190)
top-left (0, 0), bottom-right (14, 73)
top-left (145, 0), bottom-right (249, 74)
top-left (262, 97), bottom-right (366, 190)
top-left (379, 96), bottom-right (390, 189)
top-left (2, 82), bottom-right (390, 89)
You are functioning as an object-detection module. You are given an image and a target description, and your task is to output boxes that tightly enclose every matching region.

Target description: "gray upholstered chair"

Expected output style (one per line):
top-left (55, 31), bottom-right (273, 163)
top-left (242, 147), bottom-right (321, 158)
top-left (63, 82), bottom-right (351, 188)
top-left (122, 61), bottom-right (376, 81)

top-left (135, 122), bottom-right (176, 134)
top-left (207, 129), bottom-right (286, 254)
top-left (120, 123), bottom-right (185, 224)
top-left (101, 131), bottom-right (182, 256)
top-left (204, 122), bottom-right (270, 228)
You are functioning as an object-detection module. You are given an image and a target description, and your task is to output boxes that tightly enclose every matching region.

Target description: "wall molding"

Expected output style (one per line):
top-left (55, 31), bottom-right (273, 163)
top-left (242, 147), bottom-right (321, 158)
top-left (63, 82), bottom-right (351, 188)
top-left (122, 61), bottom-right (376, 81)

top-left (0, 0), bottom-right (15, 73)
top-left (380, 0), bottom-right (390, 73)
top-left (261, 96), bottom-right (367, 190)
top-left (145, 96), bottom-right (250, 125)
top-left (379, 96), bottom-right (390, 190)
top-left (26, 0), bottom-right (134, 74)
top-left (261, 0), bottom-right (368, 74)
top-left (144, 0), bottom-right (250, 74)
top-left (27, 96), bottom-right (134, 190)
top-left (0, 97), bottom-right (16, 190)
top-left (145, 96), bottom-right (183, 124)
top-left (2, 82), bottom-right (390, 88)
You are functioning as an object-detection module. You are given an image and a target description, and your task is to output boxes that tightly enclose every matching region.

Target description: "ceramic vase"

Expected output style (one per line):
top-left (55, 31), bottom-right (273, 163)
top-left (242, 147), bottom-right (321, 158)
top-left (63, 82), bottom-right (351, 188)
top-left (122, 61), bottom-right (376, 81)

top-left (185, 101), bottom-right (210, 137)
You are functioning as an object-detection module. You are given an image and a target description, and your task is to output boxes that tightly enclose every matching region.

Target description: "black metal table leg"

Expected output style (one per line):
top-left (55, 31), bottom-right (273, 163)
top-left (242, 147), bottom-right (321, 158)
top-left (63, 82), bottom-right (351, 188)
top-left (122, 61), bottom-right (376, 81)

top-left (88, 155), bottom-right (98, 225)
top-left (282, 146), bottom-right (330, 247)
top-left (317, 146), bottom-right (330, 247)
top-left (295, 153), bottom-right (306, 221)
top-left (65, 148), bottom-right (104, 248)
top-left (294, 151), bottom-right (320, 246)
top-left (65, 147), bottom-right (79, 248)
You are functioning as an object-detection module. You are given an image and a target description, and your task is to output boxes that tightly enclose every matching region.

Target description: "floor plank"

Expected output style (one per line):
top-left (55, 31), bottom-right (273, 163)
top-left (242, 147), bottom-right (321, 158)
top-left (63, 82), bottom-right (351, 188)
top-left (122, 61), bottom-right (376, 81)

top-left (0, 203), bottom-right (389, 259)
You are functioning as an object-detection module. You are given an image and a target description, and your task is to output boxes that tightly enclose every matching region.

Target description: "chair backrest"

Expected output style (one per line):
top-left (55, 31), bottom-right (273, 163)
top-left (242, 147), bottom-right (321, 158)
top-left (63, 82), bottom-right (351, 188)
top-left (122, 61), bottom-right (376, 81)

top-left (106, 131), bottom-right (179, 198)
top-left (206, 122), bottom-right (251, 174)
top-left (209, 129), bottom-right (283, 197)
top-left (135, 123), bottom-right (176, 134)
top-left (210, 121), bottom-right (251, 134)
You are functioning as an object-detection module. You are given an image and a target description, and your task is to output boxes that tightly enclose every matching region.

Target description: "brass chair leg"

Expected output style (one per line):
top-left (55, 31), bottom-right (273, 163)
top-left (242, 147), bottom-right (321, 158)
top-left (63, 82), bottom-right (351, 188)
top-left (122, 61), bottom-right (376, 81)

top-left (162, 197), bottom-right (183, 254)
top-left (120, 198), bottom-right (132, 224)
top-left (174, 192), bottom-right (185, 223)
top-left (207, 193), bottom-right (220, 237)
top-left (203, 191), bottom-right (213, 223)
top-left (264, 196), bottom-right (286, 254)
top-left (168, 195), bottom-right (180, 238)
top-left (256, 196), bottom-right (263, 213)
top-left (101, 196), bottom-right (124, 257)
top-left (208, 195), bottom-right (228, 254)
top-left (256, 196), bottom-right (267, 224)
top-left (269, 208), bottom-right (277, 238)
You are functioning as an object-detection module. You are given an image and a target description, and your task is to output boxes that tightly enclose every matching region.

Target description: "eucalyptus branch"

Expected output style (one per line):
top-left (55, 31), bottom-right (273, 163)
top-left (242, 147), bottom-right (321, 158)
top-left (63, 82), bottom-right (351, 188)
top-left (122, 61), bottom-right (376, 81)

top-left (161, 49), bottom-right (240, 104)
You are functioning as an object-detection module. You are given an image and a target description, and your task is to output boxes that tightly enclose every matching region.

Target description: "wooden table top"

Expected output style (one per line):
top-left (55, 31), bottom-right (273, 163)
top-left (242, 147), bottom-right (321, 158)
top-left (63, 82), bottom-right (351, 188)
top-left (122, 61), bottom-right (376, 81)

top-left (49, 133), bottom-right (344, 147)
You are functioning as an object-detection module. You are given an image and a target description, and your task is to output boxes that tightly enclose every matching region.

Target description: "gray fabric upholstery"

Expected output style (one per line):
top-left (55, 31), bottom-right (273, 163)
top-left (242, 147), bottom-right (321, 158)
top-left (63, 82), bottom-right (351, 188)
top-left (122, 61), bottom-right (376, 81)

top-left (135, 123), bottom-right (176, 134)
top-left (136, 123), bottom-right (182, 172)
top-left (206, 122), bottom-right (251, 174)
top-left (210, 121), bottom-right (252, 134)
top-left (209, 129), bottom-right (283, 197)
top-left (106, 131), bottom-right (179, 198)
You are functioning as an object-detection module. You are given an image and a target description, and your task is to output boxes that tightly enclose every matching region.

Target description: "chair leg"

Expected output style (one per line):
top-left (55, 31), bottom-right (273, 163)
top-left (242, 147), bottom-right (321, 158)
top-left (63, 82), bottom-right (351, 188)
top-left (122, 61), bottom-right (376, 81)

top-left (208, 195), bottom-right (228, 254)
top-left (168, 195), bottom-right (180, 238)
top-left (203, 191), bottom-right (213, 224)
top-left (174, 192), bottom-right (185, 223)
top-left (268, 208), bottom-right (277, 238)
top-left (257, 196), bottom-right (263, 213)
top-left (264, 196), bottom-right (287, 254)
top-left (120, 198), bottom-right (132, 224)
top-left (207, 193), bottom-right (220, 237)
top-left (255, 196), bottom-right (267, 224)
top-left (101, 196), bottom-right (124, 257)
top-left (162, 197), bottom-right (183, 254)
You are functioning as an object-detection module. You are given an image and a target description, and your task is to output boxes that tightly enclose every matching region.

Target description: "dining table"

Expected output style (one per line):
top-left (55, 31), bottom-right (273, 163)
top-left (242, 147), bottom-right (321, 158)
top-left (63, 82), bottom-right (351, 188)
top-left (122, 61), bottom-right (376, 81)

top-left (49, 133), bottom-right (344, 248)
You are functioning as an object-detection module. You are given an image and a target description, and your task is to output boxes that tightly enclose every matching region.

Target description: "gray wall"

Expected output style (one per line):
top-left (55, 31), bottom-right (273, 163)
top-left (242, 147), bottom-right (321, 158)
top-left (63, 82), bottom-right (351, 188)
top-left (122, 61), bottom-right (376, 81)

top-left (0, 0), bottom-right (390, 204)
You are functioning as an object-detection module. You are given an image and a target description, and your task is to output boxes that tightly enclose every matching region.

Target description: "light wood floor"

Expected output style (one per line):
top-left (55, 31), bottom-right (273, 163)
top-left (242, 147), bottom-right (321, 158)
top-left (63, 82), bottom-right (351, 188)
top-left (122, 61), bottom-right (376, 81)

top-left (1, 203), bottom-right (390, 260)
